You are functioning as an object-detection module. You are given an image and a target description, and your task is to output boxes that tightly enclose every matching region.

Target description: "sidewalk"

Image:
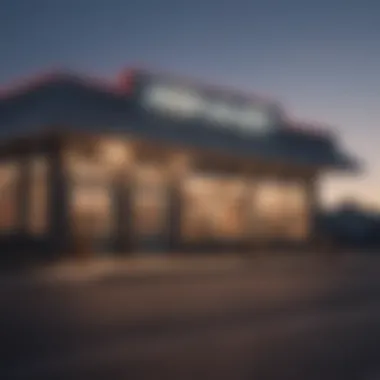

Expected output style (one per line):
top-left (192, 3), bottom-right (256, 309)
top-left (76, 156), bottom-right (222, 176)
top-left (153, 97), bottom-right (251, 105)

top-left (34, 254), bottom-right (247, 283)
top-left (1, 251), bottom-right (377, 288)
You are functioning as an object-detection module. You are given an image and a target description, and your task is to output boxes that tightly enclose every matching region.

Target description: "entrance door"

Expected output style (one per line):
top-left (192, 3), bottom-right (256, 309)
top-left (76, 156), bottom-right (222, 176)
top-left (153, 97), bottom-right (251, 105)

top-left (132, 164), bottom-right (169, 253)
top-left (71, 182), bottom-right (116, 255)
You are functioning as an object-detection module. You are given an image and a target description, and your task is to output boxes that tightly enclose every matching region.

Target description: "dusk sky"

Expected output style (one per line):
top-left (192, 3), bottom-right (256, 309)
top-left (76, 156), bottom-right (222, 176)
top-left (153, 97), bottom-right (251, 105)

top-left (1, 0), bottom-right (379, 208)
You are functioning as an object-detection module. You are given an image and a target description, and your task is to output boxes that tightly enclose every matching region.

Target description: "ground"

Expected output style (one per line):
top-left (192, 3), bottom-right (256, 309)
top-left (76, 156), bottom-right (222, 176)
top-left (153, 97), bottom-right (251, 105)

top-left (1, 254), bottom-right (380, 379)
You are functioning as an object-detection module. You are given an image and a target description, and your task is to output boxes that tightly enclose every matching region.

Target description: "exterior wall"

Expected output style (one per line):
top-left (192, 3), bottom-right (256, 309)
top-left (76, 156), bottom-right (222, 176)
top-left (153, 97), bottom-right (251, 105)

top-left (0, 132), bottom-right (319, 263)
top-left (0, 138), bottom-right (59, 266)
top-left (62, 136), bottom-right (194, 254)
top-left (179, 170), bottom-right (314, 251)
top-left (60, 134), bottom-right (317, 255)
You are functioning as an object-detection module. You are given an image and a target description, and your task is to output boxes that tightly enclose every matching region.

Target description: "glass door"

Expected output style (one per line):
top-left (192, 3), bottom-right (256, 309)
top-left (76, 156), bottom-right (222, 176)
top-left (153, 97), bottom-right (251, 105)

top-left (67, 155), bottom-right (116, 255)
top-left (132, 164), bottom-right (169, 252)
top-left (70, 182), bottom-right (115, 254)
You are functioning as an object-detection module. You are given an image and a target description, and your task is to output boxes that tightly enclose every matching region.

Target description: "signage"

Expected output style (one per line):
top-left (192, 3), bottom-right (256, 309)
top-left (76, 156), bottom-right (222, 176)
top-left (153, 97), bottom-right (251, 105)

top-left (139, 79), bottom-right (279, 134)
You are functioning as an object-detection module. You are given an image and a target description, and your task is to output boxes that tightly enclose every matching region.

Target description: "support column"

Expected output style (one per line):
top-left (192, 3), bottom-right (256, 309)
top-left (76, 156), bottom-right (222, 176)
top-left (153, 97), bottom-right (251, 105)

top-left (241, 174), bottom-right (256, 252)
top-left (243, 171), bottom-right (267, 255)
top-left (49, 143), bottom-right (70, 257)
top-left (305, 174), bottom-right (319, 250)
top-left (15, 156), bottom-right (32, 259)
top-left (167, 154), bottom-right (192, 253)
top-left (113, 144), bottom-right (136, 255)
top-left (18, 157), bottom-right (30, 235)
top-left (114, 172), bottom-right (135, 254)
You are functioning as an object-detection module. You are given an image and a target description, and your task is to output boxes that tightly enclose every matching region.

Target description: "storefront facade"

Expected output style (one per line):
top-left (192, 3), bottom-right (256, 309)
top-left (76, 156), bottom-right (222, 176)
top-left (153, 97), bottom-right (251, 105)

top-left (0, 69), bottom-right (360, 261)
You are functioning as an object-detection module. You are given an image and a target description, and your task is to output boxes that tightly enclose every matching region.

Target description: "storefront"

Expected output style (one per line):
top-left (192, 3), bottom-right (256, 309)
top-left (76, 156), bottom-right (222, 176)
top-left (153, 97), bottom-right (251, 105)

top-left (0, 69), bottom-right (360, 260)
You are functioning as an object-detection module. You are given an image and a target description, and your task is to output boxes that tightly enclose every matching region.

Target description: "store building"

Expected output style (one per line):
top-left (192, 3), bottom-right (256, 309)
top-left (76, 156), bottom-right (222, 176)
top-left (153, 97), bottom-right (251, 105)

top-left (0, 68), bottom-right (360, 261)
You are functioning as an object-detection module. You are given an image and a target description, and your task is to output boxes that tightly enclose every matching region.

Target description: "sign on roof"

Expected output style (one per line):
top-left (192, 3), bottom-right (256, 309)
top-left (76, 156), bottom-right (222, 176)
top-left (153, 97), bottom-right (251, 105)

top-left (133, 72), bottom-right (283, 134)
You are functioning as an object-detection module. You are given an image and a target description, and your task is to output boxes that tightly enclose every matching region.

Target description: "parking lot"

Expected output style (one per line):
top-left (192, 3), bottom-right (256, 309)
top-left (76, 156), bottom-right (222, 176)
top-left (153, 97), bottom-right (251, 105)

top-left (1, 253), bottom-right (380, 379)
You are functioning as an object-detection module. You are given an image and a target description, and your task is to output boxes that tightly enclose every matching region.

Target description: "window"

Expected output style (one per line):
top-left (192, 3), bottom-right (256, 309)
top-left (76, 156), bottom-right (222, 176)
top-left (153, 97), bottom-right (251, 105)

top-left (181, 175), bottom-right (246, 241)
top-left (181, 176), bottom-right (218, 241)
top-left (133, 164), bottom-right (168, 236)
top-left (71, 184), bottom-right (113, 237)
top-left (280, 182), bottom-right (309, 240)
top-left (252, 180), bottom-right (309, 241)
top-left (67, 153), bottom-right (114, 238)
top-left (0, 162), bottom-right (20, 233)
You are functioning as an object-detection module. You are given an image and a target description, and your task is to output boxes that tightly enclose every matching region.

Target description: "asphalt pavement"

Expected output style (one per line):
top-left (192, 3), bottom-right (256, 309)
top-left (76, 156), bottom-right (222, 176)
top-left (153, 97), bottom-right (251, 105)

top-left (1, 255), bottom-right (380, 380)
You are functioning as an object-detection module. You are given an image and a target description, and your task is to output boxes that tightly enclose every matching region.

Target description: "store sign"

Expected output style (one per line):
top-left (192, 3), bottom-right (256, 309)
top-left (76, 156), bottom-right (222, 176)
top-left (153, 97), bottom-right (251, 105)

top-left (141, 81), bottom-right (276, 133)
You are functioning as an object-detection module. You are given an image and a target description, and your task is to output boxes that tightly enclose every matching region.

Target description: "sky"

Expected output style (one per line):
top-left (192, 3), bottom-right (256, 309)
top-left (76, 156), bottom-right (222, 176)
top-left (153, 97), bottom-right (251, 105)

top-left (1, 0), bottom-right (379, 209)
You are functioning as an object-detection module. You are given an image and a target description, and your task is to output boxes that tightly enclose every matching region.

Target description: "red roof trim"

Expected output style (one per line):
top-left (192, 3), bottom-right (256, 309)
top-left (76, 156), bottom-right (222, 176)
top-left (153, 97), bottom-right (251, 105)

top-left (0, 69), bottom-right (122, 100)
top-left (0, 66), bottom-right (334, 139)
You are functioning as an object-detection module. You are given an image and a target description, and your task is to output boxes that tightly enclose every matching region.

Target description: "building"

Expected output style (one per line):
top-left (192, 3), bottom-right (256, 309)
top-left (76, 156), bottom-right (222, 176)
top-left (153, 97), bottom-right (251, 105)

top-left (0, 68), bottom-right (361, 262)
top-left (317, 202), bottom-right (380, 249)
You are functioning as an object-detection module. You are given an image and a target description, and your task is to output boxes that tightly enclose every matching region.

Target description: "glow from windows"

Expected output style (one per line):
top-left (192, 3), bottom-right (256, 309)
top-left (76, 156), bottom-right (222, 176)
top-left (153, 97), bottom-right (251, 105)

top-left (28, 157), bottom-right (49, 235)
top-left (0, 162), bottom-right (19, 233)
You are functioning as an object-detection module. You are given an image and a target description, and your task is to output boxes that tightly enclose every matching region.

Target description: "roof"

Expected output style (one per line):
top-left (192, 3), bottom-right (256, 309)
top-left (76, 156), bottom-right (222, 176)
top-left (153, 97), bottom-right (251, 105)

top-left (0, 69), bottom-right (361, 172)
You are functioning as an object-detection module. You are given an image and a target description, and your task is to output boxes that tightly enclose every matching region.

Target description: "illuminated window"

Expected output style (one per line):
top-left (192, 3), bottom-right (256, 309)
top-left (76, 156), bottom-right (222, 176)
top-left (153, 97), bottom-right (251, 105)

top-left (28, 157), bottom-right (49, 235)
top-left (133, 165), bottom-right (168, 236)
top-left (100, 140), bottom-right (131, 168)
top-left (67, 154), bottom-right (114, 238)
top-left (181, 175), bottom-right (246, 241)
top-left (0, 162), bottom-right (20, 233)
top-left (181, 177), bottom-right (218, 240)
top-left (214, 179), bottom-right (246, 238)
top-left (281, 182), bottom-right (309, 240)
top-left (71, 184), bottom-right (114, 237)
top-left (252, 180), bottom-right (309, 241)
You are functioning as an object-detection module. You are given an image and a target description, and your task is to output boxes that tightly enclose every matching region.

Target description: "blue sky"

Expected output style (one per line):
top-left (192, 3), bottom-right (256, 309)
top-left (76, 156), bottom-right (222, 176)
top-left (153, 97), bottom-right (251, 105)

top-left (1, 0), bottom-right (379, 208)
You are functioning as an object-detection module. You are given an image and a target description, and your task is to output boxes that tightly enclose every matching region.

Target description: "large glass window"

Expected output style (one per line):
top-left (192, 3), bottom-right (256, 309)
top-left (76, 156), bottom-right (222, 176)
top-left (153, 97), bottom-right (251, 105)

top-left (132, 164), bottom-right (168, 237)
top-left (280, 182), bottom-right (310, 240)
top-left (181, 174), bottom-right (246, 241)
top-left (28, 157), bottom-right (49, 235)
top-left (67, 152), bottom-right (114, 238)
top-left (71, 184), bottom-right (114, 237)
top-left (0, 162), bottom-right (20, 233)
top-left (252, 180), bottom-right (309, 241)
top-left (181, 175), bottom-right (310, 243)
